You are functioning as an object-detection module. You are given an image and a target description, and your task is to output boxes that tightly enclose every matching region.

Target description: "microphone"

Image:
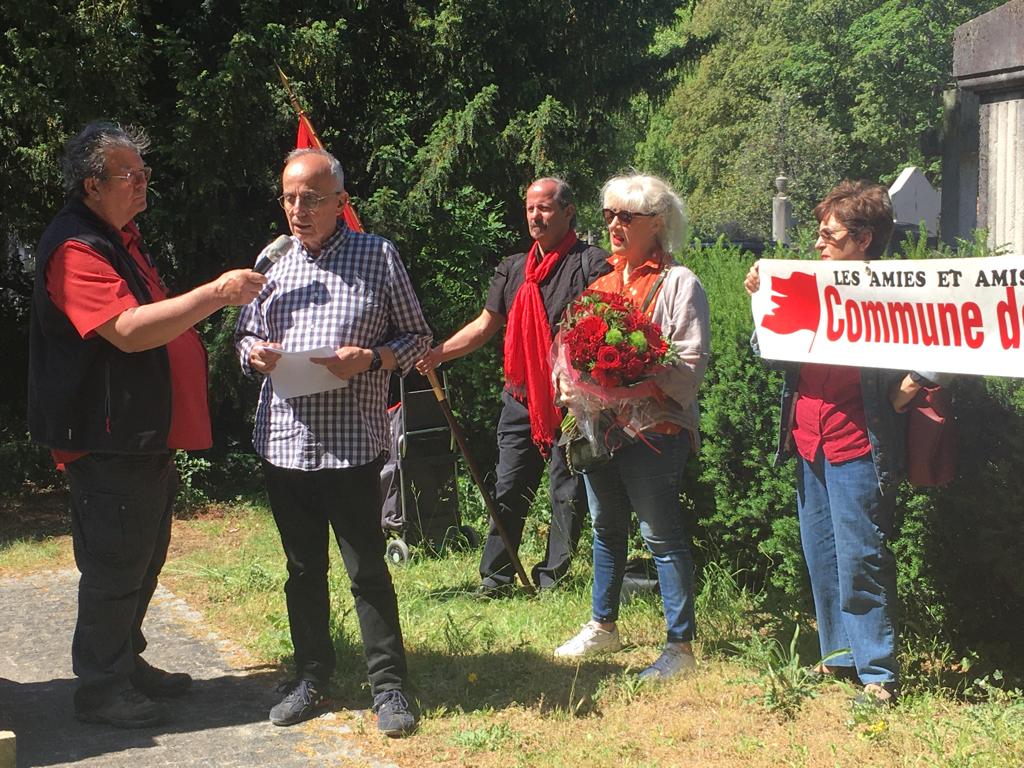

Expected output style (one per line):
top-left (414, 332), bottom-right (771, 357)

top-left (253, 235), bottom-right (293, 275)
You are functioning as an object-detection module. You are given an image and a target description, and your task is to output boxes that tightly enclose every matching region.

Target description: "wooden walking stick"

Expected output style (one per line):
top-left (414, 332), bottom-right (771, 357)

top-left (424, 369), bottom-right (536, 596)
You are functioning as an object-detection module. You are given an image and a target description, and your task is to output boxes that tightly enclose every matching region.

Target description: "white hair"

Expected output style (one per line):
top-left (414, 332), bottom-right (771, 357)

top-left (284, 147), bottom-right (345, 190)
top-left (601, 174), bottom-right (688, 254)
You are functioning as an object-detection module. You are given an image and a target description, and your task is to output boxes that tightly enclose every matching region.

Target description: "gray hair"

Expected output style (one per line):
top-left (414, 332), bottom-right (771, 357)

top-left (601, 173), bottom-right (688, 254)
top-left (531, 176), bottom-right (577, 227)
top-left (61, 121), bottom-right (151, 199)
top-left (285, 147), bottom-right (345, 190)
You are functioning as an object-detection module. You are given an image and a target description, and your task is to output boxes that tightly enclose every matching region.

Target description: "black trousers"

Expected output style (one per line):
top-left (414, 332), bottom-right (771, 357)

top-left (262, 457), bottom-right (406, 695)
top-left (479, 390), bottom-right (586, 589)
top-left (67, 451), bottom-right (177, 710)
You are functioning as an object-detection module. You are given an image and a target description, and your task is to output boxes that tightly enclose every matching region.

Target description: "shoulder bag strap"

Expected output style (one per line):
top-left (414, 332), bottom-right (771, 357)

top-left (640, 268), bottom-right (669, 314)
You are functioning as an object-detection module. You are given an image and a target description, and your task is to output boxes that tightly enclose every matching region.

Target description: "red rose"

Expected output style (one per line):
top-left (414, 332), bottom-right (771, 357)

top-left (592, 366), bottom-right (621, 388)
top-left (574, 315), bottom-right (609, 342)
top-left (594, 345), bottom-right (621, 369)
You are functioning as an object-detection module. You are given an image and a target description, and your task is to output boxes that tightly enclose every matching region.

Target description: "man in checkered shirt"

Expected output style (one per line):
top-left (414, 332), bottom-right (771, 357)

top-left (234, 148), bottom-right (431, 737)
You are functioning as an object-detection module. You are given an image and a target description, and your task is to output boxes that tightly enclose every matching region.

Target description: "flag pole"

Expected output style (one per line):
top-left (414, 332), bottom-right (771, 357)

top-left (424, 370), bottom-right (536, 596)
top-left (274, 62), bottom-right (364, 232)
top-left (275, 63), bottom-right (324, 149)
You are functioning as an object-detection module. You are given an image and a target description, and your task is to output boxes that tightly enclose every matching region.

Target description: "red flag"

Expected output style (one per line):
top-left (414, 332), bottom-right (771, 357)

top-left (296, 114), bottom-right (318, 149)
top-left (761, 272), bottom-right (821, 335)
top-left (293, 114), bottom-right (364, 233)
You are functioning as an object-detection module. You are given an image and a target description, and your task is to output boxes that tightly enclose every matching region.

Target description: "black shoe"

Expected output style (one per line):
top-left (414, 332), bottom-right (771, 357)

top-left (130, 658), bottom-right (192, 698)
top-left (474, 581), bottom-right (515, 599)
top-left (75, 687), bottom-right (165, 729)
top-left (372, 689), bottom-right (417, 738)
top-left (269, 679), bottom-right (328, 726)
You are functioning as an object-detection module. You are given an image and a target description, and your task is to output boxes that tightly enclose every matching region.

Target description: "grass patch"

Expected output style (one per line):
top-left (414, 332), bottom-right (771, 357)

top-left (2, 496), bottom-right (1022, 767)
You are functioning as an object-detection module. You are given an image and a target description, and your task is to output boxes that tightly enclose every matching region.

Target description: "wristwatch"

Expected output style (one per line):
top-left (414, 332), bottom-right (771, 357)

top-left (368, 347), bottom-right (383, 372)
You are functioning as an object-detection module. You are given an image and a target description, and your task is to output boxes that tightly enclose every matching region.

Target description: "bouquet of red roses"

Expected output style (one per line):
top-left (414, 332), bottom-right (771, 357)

top-left (551, 290), bottom-right (678, 468)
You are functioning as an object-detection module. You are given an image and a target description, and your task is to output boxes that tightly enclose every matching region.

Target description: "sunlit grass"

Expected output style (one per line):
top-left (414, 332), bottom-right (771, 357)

top-left (0, 535), bottom-right (72, 574)
top-left (3, 499), bottom-right (1022, 767)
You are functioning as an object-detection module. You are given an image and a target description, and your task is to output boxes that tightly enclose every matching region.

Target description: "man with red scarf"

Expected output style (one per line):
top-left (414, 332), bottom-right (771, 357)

top-left (417, 178), bottom-right (610, 594)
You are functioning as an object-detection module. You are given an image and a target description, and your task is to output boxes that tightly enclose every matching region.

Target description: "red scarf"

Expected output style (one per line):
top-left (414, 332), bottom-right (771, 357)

top-left (504, 228), bottom-right (578, 454)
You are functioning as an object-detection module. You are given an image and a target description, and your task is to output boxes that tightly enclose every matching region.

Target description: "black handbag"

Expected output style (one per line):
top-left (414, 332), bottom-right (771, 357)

top-left (561, 411), bottom-right (634, 473)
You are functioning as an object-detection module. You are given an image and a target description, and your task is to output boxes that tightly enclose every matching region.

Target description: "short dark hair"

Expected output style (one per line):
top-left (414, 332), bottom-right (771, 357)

top-left (531, 176), bottom-right (576, 227)
top-left (814, 180), bottom-right (894, 259)
top-left (61, 121), bottom-right (150, 199)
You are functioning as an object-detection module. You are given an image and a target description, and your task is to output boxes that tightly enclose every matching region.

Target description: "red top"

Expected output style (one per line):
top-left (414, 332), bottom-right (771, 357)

top-left (792, 363), bottom-right (871, 464)
top-left (45, 222), bottom-right (212, 467)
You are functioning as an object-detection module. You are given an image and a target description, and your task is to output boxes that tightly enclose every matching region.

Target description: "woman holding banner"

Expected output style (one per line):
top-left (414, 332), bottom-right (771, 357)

top-left (745, 180), bottom-right (943, 707)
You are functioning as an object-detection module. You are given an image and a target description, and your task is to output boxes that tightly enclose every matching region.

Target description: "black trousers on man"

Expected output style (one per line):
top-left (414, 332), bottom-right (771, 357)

top-left (479, 390), bottom-right (586, 590)
top-left (262, 457), bottom-right (407, 694)
top-left (67, 452), bottom-right (177, 711)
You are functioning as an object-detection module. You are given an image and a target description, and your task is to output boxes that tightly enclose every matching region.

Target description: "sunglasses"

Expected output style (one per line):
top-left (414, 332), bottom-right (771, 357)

top-left (602, 208), bottom-right (655, 226)
top-left (817, 226), bottom-right (851, 243)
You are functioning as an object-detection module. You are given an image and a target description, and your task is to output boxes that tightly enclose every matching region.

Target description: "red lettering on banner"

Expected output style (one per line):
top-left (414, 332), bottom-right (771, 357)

top-left (997, 287), bottom-right (1022, 349)
top-left (825, 285), bottom-right (843, 341)
top-left (916, 304), bottom-right (940, 346)
top-left (820, 289), bottom-right (991, 348)
top-left (963, 303), bottom-right (984, 349)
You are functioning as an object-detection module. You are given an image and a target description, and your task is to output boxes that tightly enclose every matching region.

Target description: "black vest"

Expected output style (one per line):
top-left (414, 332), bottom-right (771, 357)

top-left (27, 199), bottom-right (172, 452)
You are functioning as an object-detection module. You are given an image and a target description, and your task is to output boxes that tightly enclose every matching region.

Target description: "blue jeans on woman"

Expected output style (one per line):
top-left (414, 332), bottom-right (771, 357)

top-left (796, 451), bottom-right (899, 688)
top-left (585, 431), bottom-right (695, 643)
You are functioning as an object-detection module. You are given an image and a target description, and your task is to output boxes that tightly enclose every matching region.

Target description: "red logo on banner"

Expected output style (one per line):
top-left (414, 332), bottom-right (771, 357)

top-left (762, 272), bottom-right (821, 335)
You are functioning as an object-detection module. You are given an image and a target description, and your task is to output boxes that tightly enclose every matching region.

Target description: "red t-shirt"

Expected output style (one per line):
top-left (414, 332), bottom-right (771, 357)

top-left (45, 222), bottom-right (212, 466)
top-left (791, 363), bottom-right (871, 464)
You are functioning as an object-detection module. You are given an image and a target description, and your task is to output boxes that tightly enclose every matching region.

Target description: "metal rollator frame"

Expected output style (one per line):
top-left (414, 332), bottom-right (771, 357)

top-left (384, 371), bottom-right (480, 564)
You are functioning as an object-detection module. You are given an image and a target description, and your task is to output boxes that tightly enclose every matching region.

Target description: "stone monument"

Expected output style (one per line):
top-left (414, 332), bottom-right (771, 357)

top-left (941, 0), bottom-right (1024, 254)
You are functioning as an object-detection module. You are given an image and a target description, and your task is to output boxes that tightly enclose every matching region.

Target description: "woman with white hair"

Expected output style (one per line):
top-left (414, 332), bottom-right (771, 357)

top-left (554, 174), bottom-right (710, 679)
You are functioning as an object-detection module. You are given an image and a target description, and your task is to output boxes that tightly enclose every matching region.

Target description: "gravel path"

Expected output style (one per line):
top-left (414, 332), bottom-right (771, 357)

top-left (0, 568), bottom-right (397, 768)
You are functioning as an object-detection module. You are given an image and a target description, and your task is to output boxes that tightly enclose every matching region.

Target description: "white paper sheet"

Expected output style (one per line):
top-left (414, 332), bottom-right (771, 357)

top-left (267, 346), bottom-right (349, 400)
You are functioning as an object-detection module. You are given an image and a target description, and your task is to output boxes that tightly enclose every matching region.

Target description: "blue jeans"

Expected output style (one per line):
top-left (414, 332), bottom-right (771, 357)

top-left (796, 451), bottom-right (899, 687)
top-left (585, 431), bottom-right (695, 643)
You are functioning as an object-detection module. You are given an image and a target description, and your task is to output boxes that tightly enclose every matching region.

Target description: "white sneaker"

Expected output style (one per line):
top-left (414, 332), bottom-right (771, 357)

top-left (554, 622), bottom-right (622, 658)
top-left (638, 644), bottom-right (696, 680)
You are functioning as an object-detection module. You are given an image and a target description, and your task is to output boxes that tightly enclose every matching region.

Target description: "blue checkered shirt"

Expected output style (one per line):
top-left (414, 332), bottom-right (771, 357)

top-left (235, 226), bottom-right (432, 470)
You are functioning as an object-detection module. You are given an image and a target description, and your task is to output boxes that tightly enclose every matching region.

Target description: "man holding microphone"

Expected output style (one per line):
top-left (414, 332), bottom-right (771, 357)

top-left (28, 121), bottom-right (265, 728)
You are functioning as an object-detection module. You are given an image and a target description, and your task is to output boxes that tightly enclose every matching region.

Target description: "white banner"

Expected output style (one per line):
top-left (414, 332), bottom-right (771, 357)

top-left (751, 256), bottom-right (1024, 378)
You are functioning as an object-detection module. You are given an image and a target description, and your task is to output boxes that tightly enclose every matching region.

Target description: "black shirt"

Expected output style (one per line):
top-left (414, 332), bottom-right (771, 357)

top-left (485, 239), bottom-right (611, 334)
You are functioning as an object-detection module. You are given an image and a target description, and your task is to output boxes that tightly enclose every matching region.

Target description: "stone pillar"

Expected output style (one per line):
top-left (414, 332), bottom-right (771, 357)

top-left (940, 88), bottom-right (980, 247)
top-left (947, 0), bottom-right (1024, 253)
top-left (772, 174), bottom-right (792, 246)
top-left (979, 94), bottom-right (1024, 250)
top-left (0, 731), bottom-right (14, 768)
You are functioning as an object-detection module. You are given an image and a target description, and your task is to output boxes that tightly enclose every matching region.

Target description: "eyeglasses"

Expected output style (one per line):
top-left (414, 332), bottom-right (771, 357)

top-left (105, 166), bottom-right (152, 185)
top-left (817, 226), bottom-right (851, 243)
top-left (277, 191), bottom-right (340, 210)
top-left (602, 208), bottom-right (656, 226)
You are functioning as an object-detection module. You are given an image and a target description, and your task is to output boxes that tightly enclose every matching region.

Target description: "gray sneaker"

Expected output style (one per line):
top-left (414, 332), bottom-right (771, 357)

top-left (373, 689), bottom-right (417, 737)
top-left (638, 644), bottom-right (697, 680)
top-left (269, 679), bottom-right (328, 726)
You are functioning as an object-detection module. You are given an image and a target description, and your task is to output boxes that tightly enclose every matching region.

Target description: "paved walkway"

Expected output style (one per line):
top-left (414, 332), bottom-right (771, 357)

top-left (0, 569), bottom-right (396, 768)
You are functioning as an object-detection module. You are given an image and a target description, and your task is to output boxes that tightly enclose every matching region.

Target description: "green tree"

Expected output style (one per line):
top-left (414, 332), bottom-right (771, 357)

top-left (1, 0), bottom-right (679, 479)
top-left (639, 0), bottom-right (1003, 239)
